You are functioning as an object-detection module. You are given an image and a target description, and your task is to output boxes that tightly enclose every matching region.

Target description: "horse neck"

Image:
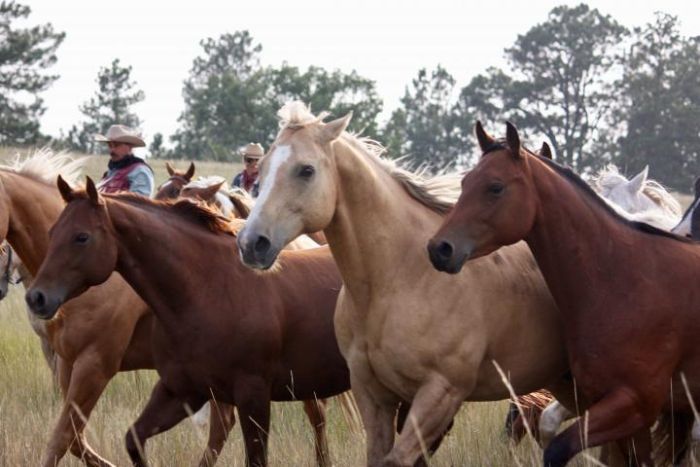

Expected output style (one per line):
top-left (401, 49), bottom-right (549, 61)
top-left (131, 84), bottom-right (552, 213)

top-left (526, 158), bottom-right (634, 308)
top-left (104, 198), bottom-right (237, 328)
top-left (0, 172), bottom-right (63, 274)
top-left (324, 140), bottom-right (445, 297)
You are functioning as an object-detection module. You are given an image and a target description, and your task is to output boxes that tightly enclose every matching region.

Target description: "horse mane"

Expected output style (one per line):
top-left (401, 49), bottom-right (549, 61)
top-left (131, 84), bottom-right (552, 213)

top-left (277, 101), bottom-right (462, 215)
top-left (522, 149), bottom-right (692, 243)
top-left (593, 165), bottom-right (681, 217)
top-left (0, 147), bottom-right (85, 186)
top-left (184, 175), bottom-right (230, 191)
top-left (99, 192), bottom-right (236, 237)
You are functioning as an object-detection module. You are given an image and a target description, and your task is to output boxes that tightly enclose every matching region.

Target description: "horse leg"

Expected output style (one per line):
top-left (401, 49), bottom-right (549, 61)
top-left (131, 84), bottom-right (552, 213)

top-left (126, 380), bottom-right (205, 467)
top-left (303, 398), bottom-right (330, 467)
top-left (539, 401), bottom-right (574, 448)
top-left (543, 388), bottom-right (653, 467)
top-left (383, 377), bottom-right (464, 467)
top-left (350, 371), bottom-right (399, 467)
top-left (42, 354), bottom-right (116, 467)
top-left (396, 400), bottom-right (454, 467)
top-left (234, 376), bottom-right (272, 467)
top-left (198, 401), bottom-right (236, 467)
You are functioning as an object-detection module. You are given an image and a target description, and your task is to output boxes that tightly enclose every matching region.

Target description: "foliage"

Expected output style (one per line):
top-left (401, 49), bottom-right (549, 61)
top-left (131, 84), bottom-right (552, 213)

top-left (458, 4), bottom-right (627, 172)
top-left (383, 66), bottom-right (466, 171)
top-left (66, 59), bottom-right (145, 153)
top-left (614, 13), bottom-right (700, 191)
top-left (0, 1), bottom-right (64, 145)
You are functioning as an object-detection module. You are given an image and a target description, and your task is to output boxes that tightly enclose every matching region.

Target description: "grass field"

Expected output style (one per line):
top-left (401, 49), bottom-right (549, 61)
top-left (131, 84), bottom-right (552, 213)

top-left (0, 146), bottom-right (689, 465)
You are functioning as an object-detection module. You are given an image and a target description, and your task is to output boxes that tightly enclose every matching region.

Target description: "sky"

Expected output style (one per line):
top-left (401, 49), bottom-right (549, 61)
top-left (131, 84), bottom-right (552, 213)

top-left (21, 0), bottom-right (700, 148)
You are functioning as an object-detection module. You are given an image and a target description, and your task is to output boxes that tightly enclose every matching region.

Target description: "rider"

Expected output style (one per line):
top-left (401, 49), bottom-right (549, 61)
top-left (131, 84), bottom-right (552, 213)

top-left (232, 142), bottom-right (264, 197)
top-left (95, 124), bottom-right (154, 197)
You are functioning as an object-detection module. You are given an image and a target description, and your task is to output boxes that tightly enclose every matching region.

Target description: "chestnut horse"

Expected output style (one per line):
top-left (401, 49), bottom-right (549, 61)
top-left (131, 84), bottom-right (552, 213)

top-left (154, 161), bottom-right (196, 200)
top-left (26, 179), bottom-right (352, 467)
top-left (236, 102), bottom-right (577, 467)
top-left (0, 151), bottom-right (234, 467)
top-left (429, 122), bottom-right (700, 466)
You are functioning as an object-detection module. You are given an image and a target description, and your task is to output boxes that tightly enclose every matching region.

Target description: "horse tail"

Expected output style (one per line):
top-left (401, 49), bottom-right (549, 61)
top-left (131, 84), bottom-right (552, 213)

top-left (505, 389), bottom-right (555, 444)
top-left (336, 391), bottom-right (363, 434)
top-left (651, 410), bottom-right (694, 466)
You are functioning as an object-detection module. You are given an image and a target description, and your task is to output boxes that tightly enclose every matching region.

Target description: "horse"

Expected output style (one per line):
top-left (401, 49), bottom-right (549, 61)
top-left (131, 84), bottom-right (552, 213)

top-left (154, 161), bottom-right (196, 200)
top-left (26, 178), bottom-right (353, 467)
top-left (0, 150), bottom-right (236, 467)
top-left (672, 177), bottom-right (700, 238)
top-left (428, 121), bottom-right (700, 466)
top-left (236, 102), bottom-right (579, 467)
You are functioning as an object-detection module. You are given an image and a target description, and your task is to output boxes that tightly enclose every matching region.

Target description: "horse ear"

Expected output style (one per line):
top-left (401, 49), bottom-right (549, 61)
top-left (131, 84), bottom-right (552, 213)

top-left (85, 177), bottom-right (103, 206)
top-left (475, 121), bottom-right (495, 152)
top-left (166, 162), bottom-right (175, 176)
top-left (185, 162), bottom-right (195, 181)
top-left (321, 112), bottom-right (352, 142)
top-left (57, 175), bottom-right (75, 203)
top-left (540, 142), bottom-right (553, 160)
top-left (505, 122), bottom-right (521, 159)
top-left (200, 181), bottom-right (224, 200)
top-left (628, 166), bottom-right (648, 194)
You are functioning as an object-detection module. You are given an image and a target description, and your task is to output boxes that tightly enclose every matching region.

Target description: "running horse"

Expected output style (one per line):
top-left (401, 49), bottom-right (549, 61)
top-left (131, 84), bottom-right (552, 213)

top-left (428, 121), bottom-right (700, 466)
top-left (0, 150), bottom-right (234, 467)
top-left (236, 102), bottom-right (575, 466)
top-left (26, 179), bottom-right (352, 467)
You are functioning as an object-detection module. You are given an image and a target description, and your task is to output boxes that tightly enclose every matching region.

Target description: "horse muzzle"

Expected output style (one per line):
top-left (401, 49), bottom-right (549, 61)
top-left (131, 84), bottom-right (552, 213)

top-left (25, 287), bottom-right (63, 320)
top-left (427, 237), bottom-right (471, 274)
top-left (237, 228), bottom-right (281, 270)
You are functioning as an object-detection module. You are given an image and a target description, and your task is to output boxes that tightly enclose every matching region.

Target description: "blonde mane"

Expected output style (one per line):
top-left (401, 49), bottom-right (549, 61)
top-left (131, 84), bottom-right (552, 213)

top-left (278, 101), bottom-right (462, 214)
top-left (0, 147), bottom-right (85, 186)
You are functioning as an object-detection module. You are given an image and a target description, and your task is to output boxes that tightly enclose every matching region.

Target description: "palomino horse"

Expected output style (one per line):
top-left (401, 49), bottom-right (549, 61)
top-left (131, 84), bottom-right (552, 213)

top-left (428, 122), bottom-right (700, 466)
top-left (672, 177), bottom-right (700, 238)
top-left (0, 150), bottom-right (235, 467)
top-left (236, 102), bottom-right (575, 467)
top-left (26, 179), bottom-right (352, 467)
top-left (154, 161), bottom-right (196, 200)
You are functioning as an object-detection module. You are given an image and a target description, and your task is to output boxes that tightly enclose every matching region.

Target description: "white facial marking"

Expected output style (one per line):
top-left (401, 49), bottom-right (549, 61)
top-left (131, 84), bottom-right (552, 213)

top-left (248, 145), bottom-right (291, 224)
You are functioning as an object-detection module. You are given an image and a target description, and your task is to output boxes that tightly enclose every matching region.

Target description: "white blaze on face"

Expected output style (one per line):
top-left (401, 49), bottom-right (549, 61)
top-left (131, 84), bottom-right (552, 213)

top-left (247, 145), bottom-right (291, 225)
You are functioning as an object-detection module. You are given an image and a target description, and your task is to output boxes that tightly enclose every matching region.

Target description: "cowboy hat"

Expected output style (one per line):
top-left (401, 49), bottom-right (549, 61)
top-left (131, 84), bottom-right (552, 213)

top-left (240, 142), bottom-right (265, 159)
top-left (94, 124), bottom-right (146, 148)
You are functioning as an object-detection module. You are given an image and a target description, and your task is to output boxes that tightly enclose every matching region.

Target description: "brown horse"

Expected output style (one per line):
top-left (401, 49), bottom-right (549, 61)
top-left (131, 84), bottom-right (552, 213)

top-left (236, 102), bottom-right (579, 467)
top-left (428, 122), bottom-right (700, 466)
top-left (27, 178), bottom-right (352, 467)
top-left (154, 161), bottom-right (195, 200)
top-left (0, 151), bottom-right (234, 467)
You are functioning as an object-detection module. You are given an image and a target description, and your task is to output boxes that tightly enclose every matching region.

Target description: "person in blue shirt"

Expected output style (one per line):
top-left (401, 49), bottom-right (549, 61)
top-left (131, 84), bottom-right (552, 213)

top-left (94, 125), bottom-right (154, 197)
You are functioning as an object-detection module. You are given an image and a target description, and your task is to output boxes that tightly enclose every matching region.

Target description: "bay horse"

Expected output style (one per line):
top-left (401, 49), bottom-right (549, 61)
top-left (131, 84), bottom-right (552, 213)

top-left (154, 161), bottom-right (195, 200)
top-left (428, 121), bottom-right (700, 466)
top-left (0, 151), bottom-right (235, 467)
top-left (236, 102), bottom-right (575, 467)
top-left (26, 178), bottom-right (352, 467)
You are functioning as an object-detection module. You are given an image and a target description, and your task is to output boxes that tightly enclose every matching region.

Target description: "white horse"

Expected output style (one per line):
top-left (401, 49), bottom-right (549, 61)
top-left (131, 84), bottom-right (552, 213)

top-left (537, 164), bottom-right (684, 446)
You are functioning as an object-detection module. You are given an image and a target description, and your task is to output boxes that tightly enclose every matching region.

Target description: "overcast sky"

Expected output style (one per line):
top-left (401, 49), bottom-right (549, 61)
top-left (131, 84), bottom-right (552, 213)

top-left (23, 0), bottom-right (700, 147)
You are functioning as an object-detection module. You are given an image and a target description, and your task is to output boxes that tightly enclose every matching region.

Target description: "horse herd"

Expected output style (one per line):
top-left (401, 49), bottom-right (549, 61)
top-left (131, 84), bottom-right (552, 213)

top-left (3, 101), bottom-right (700, 466)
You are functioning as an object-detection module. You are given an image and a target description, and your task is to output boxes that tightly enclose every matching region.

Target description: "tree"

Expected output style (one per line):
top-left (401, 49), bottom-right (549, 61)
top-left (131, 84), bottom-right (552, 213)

top-left (0, 1), bottom-right (64, 144)
top-left (172, 31), bottom-right (383, 161)
top-left (382, 66), bottom-right (466, 171)
top-left (614, 14), bottom-right (700, 191)
top-left (149, 132), bottom-right (168, 158)
top-left (458, 4), bottom-right (627, 172)
top-left (68, 59), bottom-right (145, 153)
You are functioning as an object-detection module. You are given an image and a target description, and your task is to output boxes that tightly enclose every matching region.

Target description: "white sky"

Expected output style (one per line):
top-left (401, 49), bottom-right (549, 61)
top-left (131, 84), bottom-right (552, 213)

top-left (23, 0), bottom-right (700, 147)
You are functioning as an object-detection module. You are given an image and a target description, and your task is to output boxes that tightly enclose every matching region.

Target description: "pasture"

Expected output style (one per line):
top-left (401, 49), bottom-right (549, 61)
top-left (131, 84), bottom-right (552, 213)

top-left (0, 145), bottom-right (692, 466)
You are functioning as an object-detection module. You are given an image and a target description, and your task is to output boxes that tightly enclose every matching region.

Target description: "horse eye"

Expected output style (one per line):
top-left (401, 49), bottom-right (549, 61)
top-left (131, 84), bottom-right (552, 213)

top-left (74, 232), bottom-right (90, 244)
top-left (298, 165), bottom-right (315, 179)
top-left (487, 182), bottom-right (505, 196)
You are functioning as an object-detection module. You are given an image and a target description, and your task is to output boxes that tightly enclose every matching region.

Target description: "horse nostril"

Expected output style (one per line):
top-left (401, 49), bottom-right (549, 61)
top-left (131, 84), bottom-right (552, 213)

top-left (254, 235), bottom-right (271, 255)
top-left (436, 240), bottom-right (454, 259)
top-left (28, 289), bottom-right (46, 309)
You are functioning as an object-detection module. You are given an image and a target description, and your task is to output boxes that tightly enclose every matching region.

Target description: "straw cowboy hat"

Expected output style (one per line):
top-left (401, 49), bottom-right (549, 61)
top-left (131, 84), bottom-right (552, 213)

top-left (240, 142), bottom-right (265, 159)
top-left (94, 124), bottom-right (146, 147)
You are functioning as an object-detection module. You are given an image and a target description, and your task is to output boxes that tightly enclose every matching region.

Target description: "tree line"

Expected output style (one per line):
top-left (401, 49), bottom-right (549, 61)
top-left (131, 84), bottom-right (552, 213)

top-left (2, 1), bottom-right (700, 191)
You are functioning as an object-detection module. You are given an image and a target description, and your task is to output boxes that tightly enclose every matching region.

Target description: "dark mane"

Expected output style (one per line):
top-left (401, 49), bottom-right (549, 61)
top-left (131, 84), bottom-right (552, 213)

top-left (518, 148), bottom-right (693, 244)
top-left (98, 192), bottom-right (236, 236)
